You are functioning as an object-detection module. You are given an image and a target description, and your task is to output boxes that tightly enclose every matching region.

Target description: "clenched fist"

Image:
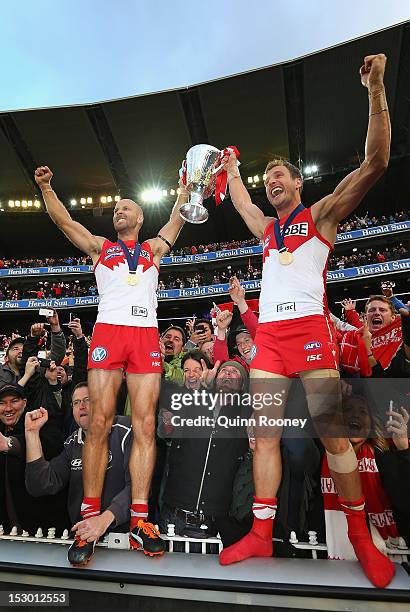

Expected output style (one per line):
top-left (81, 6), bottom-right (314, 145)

top-left (34, 166), bottom-right (53, 189)
top-left (359, 54), bottom-right (387, 91)
top-left (25, 407), bottom-right (48, 432)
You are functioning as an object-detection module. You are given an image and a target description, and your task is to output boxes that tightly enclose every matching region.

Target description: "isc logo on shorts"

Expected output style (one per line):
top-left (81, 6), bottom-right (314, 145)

top-left (92, 346), bottom-right (108, 362)
top-left (250, 345), bottom-right (257, 360)
top-left (283, 222), bottom-right (308, 237)
top-left (304, 341), bottom-right (322, 351)
top-left (306, 354), bottom-right (322, 362)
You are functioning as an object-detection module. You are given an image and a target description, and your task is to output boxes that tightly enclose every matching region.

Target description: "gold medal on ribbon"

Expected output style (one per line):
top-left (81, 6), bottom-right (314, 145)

top-left (127, 273), bottom-right (139, 286)
top-left (278, 250), bottom-right (294, 265)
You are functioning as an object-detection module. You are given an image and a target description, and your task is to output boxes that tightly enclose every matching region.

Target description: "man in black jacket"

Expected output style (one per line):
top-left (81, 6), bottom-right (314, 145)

top-left (25, 382), bottom-right (132, 545)
top-left (158, 354), bottom-right (250, 545)
top-left (0, 383), bottom-right (68, 535)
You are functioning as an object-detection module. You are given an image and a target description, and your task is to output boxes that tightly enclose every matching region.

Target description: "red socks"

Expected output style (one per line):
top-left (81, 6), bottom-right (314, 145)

top-left (130, 502), bottom-right (148, 530)
top-left (80, 497), bottom-right (101, 520)
top-left (340, 496), bottom-right (395, 588)
top-left (219, 497), bottom-right (276, 565)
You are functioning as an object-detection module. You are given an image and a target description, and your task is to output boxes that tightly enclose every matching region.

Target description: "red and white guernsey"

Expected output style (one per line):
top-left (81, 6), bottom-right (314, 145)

top-left (259, 207), bottom-right (333, 322)
top-left (94, 239), bottom-right (158, 327)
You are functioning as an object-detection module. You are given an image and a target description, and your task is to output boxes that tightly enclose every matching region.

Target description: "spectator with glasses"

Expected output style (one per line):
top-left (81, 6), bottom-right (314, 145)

top-left (25, 382), bottom-right (132, 542)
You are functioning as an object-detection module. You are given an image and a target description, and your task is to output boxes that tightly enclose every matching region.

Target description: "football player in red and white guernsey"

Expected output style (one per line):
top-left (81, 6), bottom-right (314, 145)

top-left (219, 55), bottom-right (394, 588)
top-left (34, 166), bottom-right (188, 565)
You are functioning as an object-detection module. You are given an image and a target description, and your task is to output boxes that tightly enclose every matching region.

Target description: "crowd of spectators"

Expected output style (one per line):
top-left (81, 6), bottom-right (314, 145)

top-left (337, 210), bottom-right (408, 233)
top-left (0, 211), bottom-right (407, 271)
top-left (0, 280), bottom-right (409, 560)
top-left (328, 242), bottom-right (409, 271)
top-left (0, 256), bottom-right (90, 270)
top-left (0, 281), bottom-right (98, 301)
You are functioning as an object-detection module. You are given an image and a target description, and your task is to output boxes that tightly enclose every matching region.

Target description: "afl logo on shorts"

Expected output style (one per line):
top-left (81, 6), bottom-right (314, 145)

top-left (250, 345), bottom-right (257, 361)
top-left (304, 341), bottom-right (322, 351)
top-left (92, 346), bottom-right (108, 362)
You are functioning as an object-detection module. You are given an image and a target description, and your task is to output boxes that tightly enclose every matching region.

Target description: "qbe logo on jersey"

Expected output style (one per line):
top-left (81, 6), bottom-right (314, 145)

top-left (91, 346), bottom-right (108, 362)
top-left (284, 222), bottom-right (308, 237)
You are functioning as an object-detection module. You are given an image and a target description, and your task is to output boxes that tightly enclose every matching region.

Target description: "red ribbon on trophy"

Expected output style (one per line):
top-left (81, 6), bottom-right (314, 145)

top-left (179, 159), bottom-right (187, 186)
top-left (214, 146), bottom-right (240, 205)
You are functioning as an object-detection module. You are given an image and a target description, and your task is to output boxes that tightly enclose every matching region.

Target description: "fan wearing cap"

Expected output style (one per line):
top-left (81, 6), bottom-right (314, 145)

top-left (0, 383), bottom-right (68, 536)
top-left (215, 312), bottom-right (254, 371)
top-left (215, 360), bottom-right (248, 393)
top-left (0, 384), bottom-right (27, 454)
top-left (0, 338), bottom-right (25, 387)
top-left (214, 277), bottom-right (258, 370)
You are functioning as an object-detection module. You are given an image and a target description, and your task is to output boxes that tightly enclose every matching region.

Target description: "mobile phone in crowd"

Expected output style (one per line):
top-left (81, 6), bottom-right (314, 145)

top-left (388, 399), bottom-right (394, 425)
top-left (37, 350), bottom-right (51, 369)
top-left (62, 312), bottom-right (76, 326)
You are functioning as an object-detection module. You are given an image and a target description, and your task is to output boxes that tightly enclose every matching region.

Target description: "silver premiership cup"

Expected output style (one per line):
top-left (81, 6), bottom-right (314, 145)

top-left (179, 144), bottom-right (221, 224)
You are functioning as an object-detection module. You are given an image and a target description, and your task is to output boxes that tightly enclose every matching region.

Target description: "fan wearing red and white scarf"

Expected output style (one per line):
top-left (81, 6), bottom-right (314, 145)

top-left (339, 298), bottom-right (405, 375)
top-left (322, 443), bottom-right (399, 559)
top-left (321, 393), bottom-right (409, 560)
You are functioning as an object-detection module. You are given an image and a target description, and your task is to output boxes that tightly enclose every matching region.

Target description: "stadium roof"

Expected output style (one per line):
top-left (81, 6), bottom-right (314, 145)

top-left (0, 22), bottom-right (409, 256)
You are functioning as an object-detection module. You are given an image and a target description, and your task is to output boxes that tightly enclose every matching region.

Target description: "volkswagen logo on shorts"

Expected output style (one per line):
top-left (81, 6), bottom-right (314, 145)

top-left (92, 346), bottom-right (108, 362)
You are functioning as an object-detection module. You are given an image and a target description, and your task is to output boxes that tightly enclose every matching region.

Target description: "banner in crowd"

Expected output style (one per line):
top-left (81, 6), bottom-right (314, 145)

top-left (0, 265), bottom-right (93, 278)
top-left (1, 221), bottom-right (408, 277)
top-left (334, 220), bottom-right (410, 243)
top-left (0, 259), bottom-right (408, 310)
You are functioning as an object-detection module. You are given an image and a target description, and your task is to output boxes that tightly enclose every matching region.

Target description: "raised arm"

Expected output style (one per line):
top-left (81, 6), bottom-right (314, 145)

top-left (313, 54), bottom-right (390, 233)
top-left (35, 166), bottom-right (105, 261)
top-left (222, 154), bottom-right (270, 239)
top-left (150, 184), bottom-right (189, 262)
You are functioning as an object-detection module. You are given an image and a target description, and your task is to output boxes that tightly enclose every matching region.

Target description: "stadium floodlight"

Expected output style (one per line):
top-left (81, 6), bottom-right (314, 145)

top-left (170, 189), bottom-right (176, 196)
top-left (107, 196), bottom-right (112, 203)
top-left (253, 175), bottom-right (260, 183)
top-left (114, 195), bottom-right (120, 202)
top-left (34, 200), bottom-right (41, 208)
top-left (28, 200), bottom-right (33, 207)
top-left (247, 176), bottom-right (253, 184)
top-left (100, 196), bottom-right (107, 204)
top-left (8, 201), bottom-right (14, 208)
top-left (70, 199), bottom-right (77, 206)
top-left (22, 200), bottom-right (28, 208)
top-left (162, 189), bottom-right (168, 196)
top-left (87, 197), bottom-right (93, 204)
top-left (80, 197), bottom-right (86, 204)
top-left (311, 165), bottom-right (318, 173)
top-left (141, 188), bottom-right (163, 204)
top-left (304, 166), bottom-right (312, 175)
top-left (15, 201), bottom-right (21, 207)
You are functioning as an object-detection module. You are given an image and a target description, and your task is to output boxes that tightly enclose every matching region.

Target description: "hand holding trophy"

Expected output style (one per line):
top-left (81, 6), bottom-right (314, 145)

top-left (179, 144), bottom-right (240, 224)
